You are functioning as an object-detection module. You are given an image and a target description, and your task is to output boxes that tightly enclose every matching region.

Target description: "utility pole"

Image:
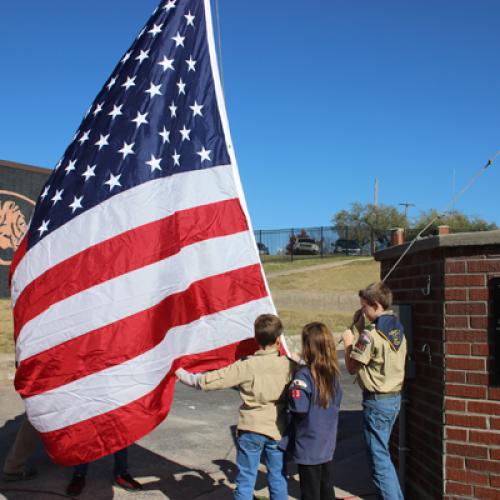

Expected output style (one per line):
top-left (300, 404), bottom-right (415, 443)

top-left (399, 202), bottom-right (415, 220)
top-left (374, 178), bottom-right (379, 207)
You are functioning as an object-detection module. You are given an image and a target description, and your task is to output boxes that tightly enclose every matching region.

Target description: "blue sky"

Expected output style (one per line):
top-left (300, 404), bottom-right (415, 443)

top-left (1, 1), bottom-right (499, 229)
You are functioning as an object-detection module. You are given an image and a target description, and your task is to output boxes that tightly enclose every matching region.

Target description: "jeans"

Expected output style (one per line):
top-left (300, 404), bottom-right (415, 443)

top-left (362, 395), bottom-right (404, 500)
top-left (234, 431), bottom-right (287, 500)
top-left (74, 448), bottom-right (128, 477)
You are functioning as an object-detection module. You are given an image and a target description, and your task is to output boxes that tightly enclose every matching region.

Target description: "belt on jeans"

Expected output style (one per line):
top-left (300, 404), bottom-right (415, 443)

top-left (363, 391), bottom-right (400, 400)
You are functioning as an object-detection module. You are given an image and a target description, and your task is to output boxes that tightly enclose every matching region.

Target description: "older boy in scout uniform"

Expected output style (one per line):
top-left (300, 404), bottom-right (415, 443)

top-left (342, 282), bottom-right (406, 500)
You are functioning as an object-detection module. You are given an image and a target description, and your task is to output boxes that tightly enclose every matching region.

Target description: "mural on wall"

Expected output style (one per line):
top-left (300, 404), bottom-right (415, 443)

top-left (0, 190), bottom-right (35, 266)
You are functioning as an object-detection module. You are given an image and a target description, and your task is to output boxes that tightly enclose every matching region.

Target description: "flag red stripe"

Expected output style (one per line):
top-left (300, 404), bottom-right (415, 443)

top-left (14, 198), bottom-right (247, 338)
top-left (38, 337), bottom-right (259, 466)
top-left (9, 235), bottom-right (27, 287)
top-left (16, 263), bottom-right (266, 397)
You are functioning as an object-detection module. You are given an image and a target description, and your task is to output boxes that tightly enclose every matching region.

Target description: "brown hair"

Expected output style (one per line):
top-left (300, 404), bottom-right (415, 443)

top-left (254, 314), bottom-right (283, 347)
top-left (301, 322), bottom-right (341, 409)
top-left (359, 281), bottom-right (393, 310)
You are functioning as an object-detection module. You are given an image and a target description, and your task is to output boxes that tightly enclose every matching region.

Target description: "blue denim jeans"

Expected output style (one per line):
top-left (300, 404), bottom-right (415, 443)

top-left (362, 395), bottom-right (403, 500)
top-left (74, 448), bottom-right (128, 477)
top-left (234, 431), bottom-right (287, 500)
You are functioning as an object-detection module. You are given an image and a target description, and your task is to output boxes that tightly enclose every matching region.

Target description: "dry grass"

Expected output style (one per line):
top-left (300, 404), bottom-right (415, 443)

top-left (262, 255), bottom-right (353, 275)
top-left (0, 299), bottom-right (14, 353)
top-left (267, 259), bottom-right (380, 293)
top-left (267, 258), bottom-right (380, 336)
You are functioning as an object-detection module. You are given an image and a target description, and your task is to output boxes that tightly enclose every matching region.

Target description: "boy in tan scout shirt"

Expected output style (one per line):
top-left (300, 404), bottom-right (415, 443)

top-left (176, 314), bottom-right (293, 500)
top-left (342, 282), bottom-right (406, 500)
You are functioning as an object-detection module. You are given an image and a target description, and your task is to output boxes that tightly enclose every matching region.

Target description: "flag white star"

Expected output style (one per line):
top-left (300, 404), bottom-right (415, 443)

top-left (40, 186), bottom-right (50, 200)
top-left (51, 189), bottom-right (64, 205)
top-left (78, 130), bottom-right (90, 145)
top-left (38, 220), bottom-right (50, 236)
top-left (148, 23), bottom-right (163, 36)
top-left (177, 78), bottom-right (186, 95)
top-left (82, 164), bottom-right (97, 181)
top-left (69, 196), bottom-right (83, 213)
top-left (132, 111), bottom-right (149, 128)
top-left (186, 56), bottom-right (197, 72)
top-left (93, 102), bottom-right (104, 116)
top-left (164, 0), bottom-right (176, 11)
top-left (185, 11), bottom-right (195, 26)
top-left (65, 160), bottom-right (77, 174)
top-left (95, 134), bottom-right (110, 150)
top-left (105, 173), bottom-right (122, 191)
top-left (158, 55), bottom-right (175, 72)
top-left (122, 76), bottom-right (137, 90)
top-left (135, 49), bottom-right (150, 63)
top-left (159, 126), bottom-right (170, 143)
top-left (121, 51), bottom-right (131, 64)
top-left (197, 147), bottom-right (212, 163)
top-left (146, 155), bottom-right (162, 172)
top-left (190, 101), bottom-right (204, 118)
top-left (145, 82), bottom-right (163, 98)
top-left (179, 125), bottom-right (191, 142)
top-left (171, 32), bottom-right (185, 47)
top-left (172, 149), bottom-right (181, 166)
top-left (106, 77), bottom-right (117, 90)
top-left (118, 142), bottom-right (135, 159)
top-left (169, 101), bottom-right (177, 118)
top-left (109, 104), bottom-right (123, 120)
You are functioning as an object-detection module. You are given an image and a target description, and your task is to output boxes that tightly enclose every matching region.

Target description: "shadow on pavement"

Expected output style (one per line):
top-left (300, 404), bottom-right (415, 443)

top-left (0, 413), bottom-right (234, 499)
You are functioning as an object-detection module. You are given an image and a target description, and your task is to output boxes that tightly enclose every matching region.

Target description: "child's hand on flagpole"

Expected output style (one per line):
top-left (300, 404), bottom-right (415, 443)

top-left (175, 368), bottom-right (202, 389)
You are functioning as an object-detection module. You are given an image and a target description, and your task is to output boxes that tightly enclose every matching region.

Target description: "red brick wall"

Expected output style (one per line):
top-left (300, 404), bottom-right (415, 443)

top-left (443, 250), bottom-right (500, 499)
top-left (379, 244), bottom-right (500, 499)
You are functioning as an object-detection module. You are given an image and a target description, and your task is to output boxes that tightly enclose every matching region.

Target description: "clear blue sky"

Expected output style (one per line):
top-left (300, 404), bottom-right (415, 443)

top-left (1, 1), bottom-right (499, 229)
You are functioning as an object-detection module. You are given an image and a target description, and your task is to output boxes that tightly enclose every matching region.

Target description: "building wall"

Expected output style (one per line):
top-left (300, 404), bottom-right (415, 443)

top-left (0, 159), bottom-right (50, 297)
top-left (377, 233), bottom-right (500, 499)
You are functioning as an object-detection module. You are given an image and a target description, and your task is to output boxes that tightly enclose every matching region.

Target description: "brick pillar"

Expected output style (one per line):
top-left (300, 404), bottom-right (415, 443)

top-left (376, 230), bottom-right (500, 498)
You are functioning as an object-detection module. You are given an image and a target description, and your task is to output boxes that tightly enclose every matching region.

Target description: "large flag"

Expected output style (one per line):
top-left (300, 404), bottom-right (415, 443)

top-left (10, 0), bottom-right (276, 465)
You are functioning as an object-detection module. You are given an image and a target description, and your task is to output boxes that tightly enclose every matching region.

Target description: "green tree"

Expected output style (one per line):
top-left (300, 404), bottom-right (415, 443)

top-left (332, 203), bottom-right (408, 248)
top-left (412, 209), bottom-right (497, 236)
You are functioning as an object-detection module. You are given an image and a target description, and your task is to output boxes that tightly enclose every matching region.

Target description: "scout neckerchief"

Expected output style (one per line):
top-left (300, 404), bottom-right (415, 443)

top-left (373, 313), bottom-right (405, 352)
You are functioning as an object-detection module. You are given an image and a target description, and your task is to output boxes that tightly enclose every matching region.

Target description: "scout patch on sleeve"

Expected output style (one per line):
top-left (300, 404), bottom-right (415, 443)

top-left (291, 379), bottom-right (308, 389)
top-left (291, 389), bottom-right (301, 399)
top-left (354, 332), bottom-right (371, 353)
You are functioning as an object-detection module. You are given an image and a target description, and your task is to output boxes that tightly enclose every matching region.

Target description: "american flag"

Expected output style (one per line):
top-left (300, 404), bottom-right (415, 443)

top-left (10, 0), bottom-right (275, 465)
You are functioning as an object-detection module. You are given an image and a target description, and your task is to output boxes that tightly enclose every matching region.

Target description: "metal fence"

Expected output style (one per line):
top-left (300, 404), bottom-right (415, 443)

top-left (253, 226), bottom-right (391, 262)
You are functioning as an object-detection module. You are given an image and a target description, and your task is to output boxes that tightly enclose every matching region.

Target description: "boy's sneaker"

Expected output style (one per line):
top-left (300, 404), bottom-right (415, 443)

top-left (66, 473), bottom-right (86, 496)
top-left (114, 472), bottom-right (143, 491)
top-left (3, 466), bottom-right (37, 482)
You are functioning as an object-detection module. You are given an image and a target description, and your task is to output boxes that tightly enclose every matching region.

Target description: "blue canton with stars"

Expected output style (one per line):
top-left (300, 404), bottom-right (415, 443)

top-left (29, 0), bottom-right (230, 249)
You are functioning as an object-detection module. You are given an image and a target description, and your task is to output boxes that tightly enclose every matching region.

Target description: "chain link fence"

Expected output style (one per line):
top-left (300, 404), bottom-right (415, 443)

top-left (253, 226), bottom-right (391, 262)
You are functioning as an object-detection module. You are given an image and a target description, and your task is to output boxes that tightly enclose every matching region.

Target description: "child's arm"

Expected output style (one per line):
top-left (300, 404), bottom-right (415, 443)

top-left (342, 328), bottom-right (372, 374)
top-left (176, 368), bottom-right (202, 389)
top-left (199, 360), bottom-right (250, 391)
top-left (288, 374), bottom-right (311, 415)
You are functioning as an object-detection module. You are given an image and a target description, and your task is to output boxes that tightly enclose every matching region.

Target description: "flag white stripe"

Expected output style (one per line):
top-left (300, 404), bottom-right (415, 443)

top-left (26, 297), bottom-right (273, 432)
top-left (11, 165), bottom-right (237, 305)
top-left (17, 230), bottom-right (259, 361)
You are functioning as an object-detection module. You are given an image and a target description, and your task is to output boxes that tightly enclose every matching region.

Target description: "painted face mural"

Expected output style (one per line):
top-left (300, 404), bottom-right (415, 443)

top-left (0, 191), bottom-right (34, 266)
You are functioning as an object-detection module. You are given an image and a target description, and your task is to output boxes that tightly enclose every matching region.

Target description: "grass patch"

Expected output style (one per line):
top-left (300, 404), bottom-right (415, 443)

top-left (268, 259), bottom-right (380, 293)
top-left (0, 299), bottom-right (14, 353)
top-left (262, 255), bottom-right (360, 275)
top-left (278, 308), bottom-right (351, 337)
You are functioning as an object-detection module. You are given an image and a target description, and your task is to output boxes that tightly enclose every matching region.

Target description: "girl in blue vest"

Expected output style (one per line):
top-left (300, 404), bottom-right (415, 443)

top-left (284, 322), bottom-right (343, 500)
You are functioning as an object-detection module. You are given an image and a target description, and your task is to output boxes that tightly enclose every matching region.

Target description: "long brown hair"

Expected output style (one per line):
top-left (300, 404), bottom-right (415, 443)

top-left (301, 322), bottom-right (341, 409)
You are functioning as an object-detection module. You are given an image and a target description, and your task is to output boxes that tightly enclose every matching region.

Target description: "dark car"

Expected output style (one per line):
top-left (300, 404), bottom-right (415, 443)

top-left (257, 242), bottom-right (270, 255)
top-left (333, 239), bottom-right (361, 256)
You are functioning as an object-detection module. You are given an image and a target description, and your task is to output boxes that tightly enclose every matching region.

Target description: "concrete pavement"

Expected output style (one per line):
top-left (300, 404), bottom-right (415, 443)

top-left (0, 358), bottom-right (377, 499)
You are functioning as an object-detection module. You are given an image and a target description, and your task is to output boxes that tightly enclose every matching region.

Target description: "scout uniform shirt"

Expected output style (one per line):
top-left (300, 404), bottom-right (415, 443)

top-left (199, 346), bottom-right (293, 440)
top-left (350, 310), bottom-right (407, 393)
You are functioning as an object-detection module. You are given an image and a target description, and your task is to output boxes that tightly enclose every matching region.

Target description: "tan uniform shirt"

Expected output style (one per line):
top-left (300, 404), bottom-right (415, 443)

top-left (350, 311), bottom-right (407, 393)
top-left (200, 346), bottom-right (293, 440)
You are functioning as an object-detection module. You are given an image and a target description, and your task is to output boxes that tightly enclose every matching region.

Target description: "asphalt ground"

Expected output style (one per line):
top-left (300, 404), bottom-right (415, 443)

top-left (0, 358), bottom-right (376, 500)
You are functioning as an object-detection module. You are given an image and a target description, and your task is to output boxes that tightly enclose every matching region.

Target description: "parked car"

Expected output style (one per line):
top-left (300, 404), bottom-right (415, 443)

top-left (292, 237), bottom-right (320, 255)
top-left (257, 242), bottom-right (269, 255)
top-left (333, 239), bottom-right (361, 256)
